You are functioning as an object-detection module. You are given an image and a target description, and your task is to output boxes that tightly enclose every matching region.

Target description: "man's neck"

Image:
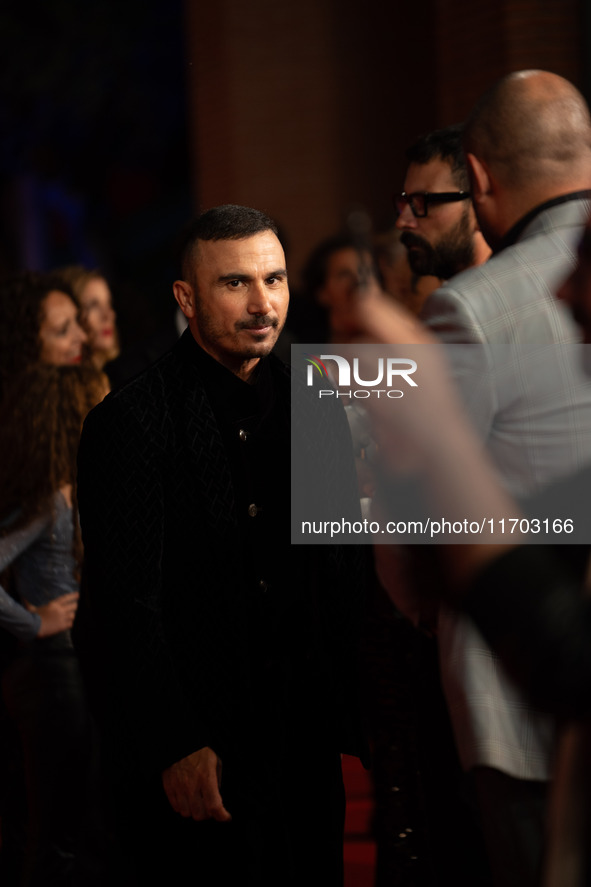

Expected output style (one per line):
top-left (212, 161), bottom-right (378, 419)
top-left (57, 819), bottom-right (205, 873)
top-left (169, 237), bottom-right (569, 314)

top-left (234, 358), bottom-right (262, 383)
top-left (495, 189), bottom-right (591, 254)
top-left (189, 328), bottom-right (261, 383)
top-left (472, 231), bottom-right (492, 267)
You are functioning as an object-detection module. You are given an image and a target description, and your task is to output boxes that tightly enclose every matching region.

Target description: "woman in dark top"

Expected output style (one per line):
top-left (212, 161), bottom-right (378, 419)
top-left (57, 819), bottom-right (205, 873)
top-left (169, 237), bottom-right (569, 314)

top-left (0, 364), bottom-right (107, 886)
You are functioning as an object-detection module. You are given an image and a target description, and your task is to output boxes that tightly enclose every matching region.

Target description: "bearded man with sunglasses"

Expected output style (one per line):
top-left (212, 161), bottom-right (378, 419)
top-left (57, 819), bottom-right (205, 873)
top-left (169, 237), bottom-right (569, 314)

top-left (395, 123), bottom-right (491, 281)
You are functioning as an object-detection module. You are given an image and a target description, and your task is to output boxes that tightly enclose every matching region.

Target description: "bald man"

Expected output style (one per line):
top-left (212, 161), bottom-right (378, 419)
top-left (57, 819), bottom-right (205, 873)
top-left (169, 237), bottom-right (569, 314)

top-left (415, 71), bottom-right (591, 887)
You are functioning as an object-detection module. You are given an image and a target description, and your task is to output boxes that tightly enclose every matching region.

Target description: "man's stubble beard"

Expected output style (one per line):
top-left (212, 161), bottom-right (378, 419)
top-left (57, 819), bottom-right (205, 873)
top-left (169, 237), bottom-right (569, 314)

top-left (401, 208), bottom-right (476, 280)
top-left (193, 296), bottom-right (283, 362)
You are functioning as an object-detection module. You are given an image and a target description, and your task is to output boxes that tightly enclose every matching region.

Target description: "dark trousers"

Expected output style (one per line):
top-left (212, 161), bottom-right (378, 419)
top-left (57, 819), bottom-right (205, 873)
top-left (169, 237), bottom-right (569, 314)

top-left (1, 637), bottom-right (102, 887)
top-left (472, 765), bottom-right (548, 887)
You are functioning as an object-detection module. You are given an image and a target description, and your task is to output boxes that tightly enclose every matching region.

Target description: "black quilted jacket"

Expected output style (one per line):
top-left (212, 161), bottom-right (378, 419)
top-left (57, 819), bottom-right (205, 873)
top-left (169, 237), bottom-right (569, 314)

top-left (77, 329), bottom-right (367, 784)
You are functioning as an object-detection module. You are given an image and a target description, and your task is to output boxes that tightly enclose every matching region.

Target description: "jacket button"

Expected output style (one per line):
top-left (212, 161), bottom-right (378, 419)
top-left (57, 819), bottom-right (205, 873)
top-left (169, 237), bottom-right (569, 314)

top-left (239, 429), bottom-right (248, 441)
top-left (258, 579), bottom-right (268, 592)
top-left (248, 503), bottom-right (259, 517)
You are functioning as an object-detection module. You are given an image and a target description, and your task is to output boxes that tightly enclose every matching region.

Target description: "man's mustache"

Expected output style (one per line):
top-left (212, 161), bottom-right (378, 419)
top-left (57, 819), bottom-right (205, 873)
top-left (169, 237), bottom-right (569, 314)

top-left (237, 316), bottom-right (278, 330)
top-left (400, 231), bottom-right (430, 252)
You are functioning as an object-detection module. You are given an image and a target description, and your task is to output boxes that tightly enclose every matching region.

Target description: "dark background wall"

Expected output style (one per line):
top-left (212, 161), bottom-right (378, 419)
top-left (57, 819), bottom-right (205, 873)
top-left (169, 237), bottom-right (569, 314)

top-left (0, 0), bottom-right (190, 343)
top-left (0, 0), bottom-right (586, 346)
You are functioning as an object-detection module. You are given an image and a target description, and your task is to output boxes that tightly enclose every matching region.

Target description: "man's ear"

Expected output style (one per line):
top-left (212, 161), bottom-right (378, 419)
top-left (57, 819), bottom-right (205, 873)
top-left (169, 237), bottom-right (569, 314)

top-left (173, 280), bottom-right (195, 318)
top-left (466, 152), bottom-right (491, 204)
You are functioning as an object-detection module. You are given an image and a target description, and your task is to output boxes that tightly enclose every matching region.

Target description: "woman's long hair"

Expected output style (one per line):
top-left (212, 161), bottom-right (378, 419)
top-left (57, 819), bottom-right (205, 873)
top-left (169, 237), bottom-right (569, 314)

top-left (0, 364), bottom-right (107, 563)
top-left (57, 265), bottom-right (120, 368)
top-left (0, 271), bottom-right (77, 404)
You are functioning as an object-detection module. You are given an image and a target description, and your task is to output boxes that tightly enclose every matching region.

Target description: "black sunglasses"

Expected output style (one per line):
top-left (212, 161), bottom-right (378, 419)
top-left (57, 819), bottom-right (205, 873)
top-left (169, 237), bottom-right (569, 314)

top-left (394, 191), bottom-right (471, 218)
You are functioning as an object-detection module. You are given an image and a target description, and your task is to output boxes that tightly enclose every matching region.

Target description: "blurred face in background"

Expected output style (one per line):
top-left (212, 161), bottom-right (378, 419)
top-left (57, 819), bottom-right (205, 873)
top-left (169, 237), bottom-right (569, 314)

top-left (318, 248), bottom-right (376, 310)
top-left (78, 276), bottom-right (118, 360)
top-left (38, 291), bottom-right (87, 365)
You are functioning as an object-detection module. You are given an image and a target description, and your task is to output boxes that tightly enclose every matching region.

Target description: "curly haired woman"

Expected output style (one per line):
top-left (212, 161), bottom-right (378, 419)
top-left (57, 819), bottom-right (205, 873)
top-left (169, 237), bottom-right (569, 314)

top-left (0, 272), bottom-right (87, 404)
top-left (0, 363), bottom-right (108, 886)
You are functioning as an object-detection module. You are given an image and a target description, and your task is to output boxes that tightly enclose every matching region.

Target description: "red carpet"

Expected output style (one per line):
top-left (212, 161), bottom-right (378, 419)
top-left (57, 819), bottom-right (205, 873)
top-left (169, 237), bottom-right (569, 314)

top-left (342, 754), bottom-right (376, 887)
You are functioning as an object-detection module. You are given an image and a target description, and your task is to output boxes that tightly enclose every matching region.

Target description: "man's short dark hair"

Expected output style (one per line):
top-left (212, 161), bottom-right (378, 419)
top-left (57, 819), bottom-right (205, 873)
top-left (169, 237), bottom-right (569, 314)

top-left (405, 123), bottom-right (469, 190)
top-left (180, 204), bottom-right (279, 282)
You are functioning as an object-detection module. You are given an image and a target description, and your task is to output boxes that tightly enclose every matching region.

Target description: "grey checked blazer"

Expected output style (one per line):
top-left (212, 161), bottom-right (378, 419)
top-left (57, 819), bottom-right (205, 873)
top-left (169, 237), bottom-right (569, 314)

top-left (422, 197), bottom-right (591, 780)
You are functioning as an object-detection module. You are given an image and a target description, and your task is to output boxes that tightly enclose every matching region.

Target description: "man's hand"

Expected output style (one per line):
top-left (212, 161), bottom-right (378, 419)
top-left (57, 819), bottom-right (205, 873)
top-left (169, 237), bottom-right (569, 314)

top-left (26, 592), bottom-right (79, 638)
top-left (162, 747), bottom-right (232, 822)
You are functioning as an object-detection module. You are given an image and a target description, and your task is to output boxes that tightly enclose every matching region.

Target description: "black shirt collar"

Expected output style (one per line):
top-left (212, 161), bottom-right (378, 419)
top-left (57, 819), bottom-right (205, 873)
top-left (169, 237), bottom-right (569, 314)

top-left (494, 190), bottom-right (591, 254)
top-left (179, 329), bottom-right (274, 422)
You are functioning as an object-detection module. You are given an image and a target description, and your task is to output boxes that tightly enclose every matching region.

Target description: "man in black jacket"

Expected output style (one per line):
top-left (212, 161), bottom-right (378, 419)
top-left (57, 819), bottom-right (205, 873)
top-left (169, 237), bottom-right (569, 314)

top-left (77, 205), bottom-right (366, 886)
